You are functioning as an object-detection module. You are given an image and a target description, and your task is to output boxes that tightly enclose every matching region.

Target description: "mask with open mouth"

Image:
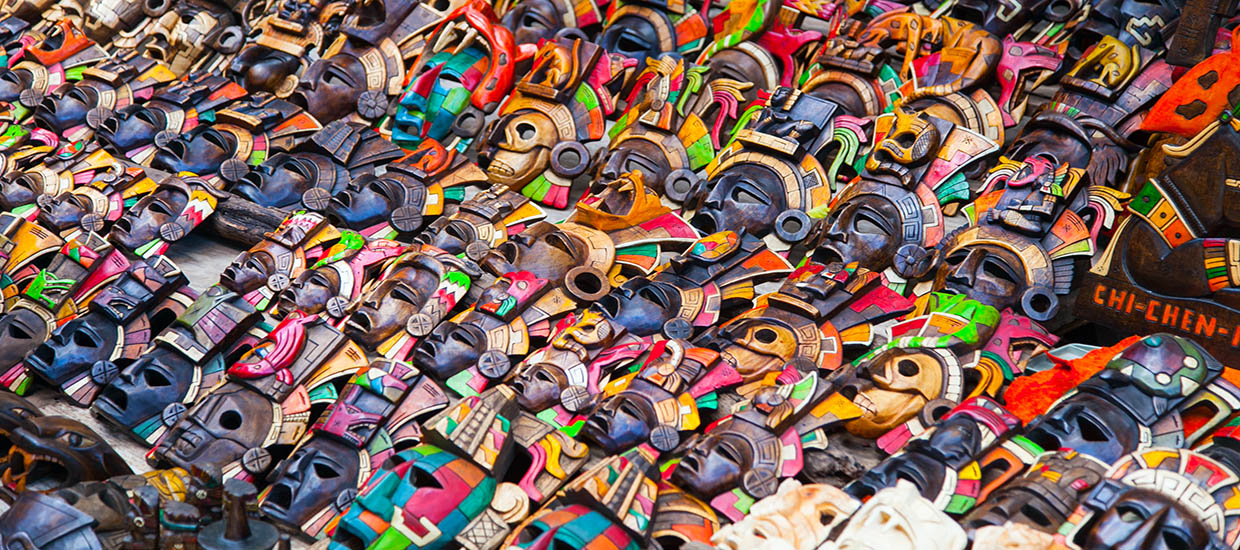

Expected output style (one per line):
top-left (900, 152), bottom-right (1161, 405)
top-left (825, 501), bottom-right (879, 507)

top-left (343, 245), bottom-right (470, 355)
top-left (414, 186), bottom-right (544, 256)
top-left (24, 255), bottom-right (192, 406)
top-left (225, 0), bottom-right (339, 98)
top-left (961, 449), bottom-right (1109, 536)
top-left (323, 159), bottom-right (451, 239)
top-left (107, 175), bottom-right (228, 259)
top-left (259, 359), bottom-right (448, 538)
top-left (233, 120), bottom-right (403, 210)
top-left (220, 210), bottom-right (341, 312)
top-left (138, 0), bottom-right (244, 77)
top-left (34, 51), bottom-right (176, 143)
top-left (274, 236), bottom-right (402, 319)
top-left (91, 285), bottom-right (260, 445)
top-left (1055, 447), bottom-right (1240, 550)
top-left (2, 415), bottom-right (131, 492)
top-left (843, 396), bottom-right (1020, 512)
top-left (684, 87), bottom-right (836, 251)
top-left (96, 72), bottom-right (247, 165)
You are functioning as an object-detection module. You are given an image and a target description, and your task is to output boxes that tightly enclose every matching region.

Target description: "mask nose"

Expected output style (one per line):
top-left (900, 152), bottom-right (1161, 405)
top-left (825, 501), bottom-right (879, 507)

top-left (946, 249), bottom-right (984, 288)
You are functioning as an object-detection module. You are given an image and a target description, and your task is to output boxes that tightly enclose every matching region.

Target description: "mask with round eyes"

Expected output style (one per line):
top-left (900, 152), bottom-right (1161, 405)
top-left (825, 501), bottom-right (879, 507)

top-left (150, 126), bottom-right (239, 176)
top-left (690, 162), bottom-right (789, 237)
top-left (2, 415), bottom-right (132, 492)
top-left (844, 350), bottom-right (947, 438)
top-left (155, 382), bottom-right (277, 471)
top-left (866, 107), bottom-right (942, 184)
top-left (344, 258), bottom-right (444, 350)
top-left (716, 318), bottom-right (799, 383)
top-left (479, 110), bottom-right (558, 189)
top-left (329, 445), bottom-right (497, 550)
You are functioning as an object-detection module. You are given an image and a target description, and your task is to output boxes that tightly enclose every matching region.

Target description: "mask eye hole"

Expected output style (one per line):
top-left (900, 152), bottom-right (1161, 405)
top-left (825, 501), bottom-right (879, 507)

top-left (1117, 503), bottom-right (1145, 523)
top-left (855, 208), bottom-right (892, 235)
top-left (897, 359), bottom-right (920, 377)
top-left (73, 330), bottom-right (100, 348)
top-left (1076, 414), bottom-right (1108, 441)
top-left (515, 122), bottom-right (537, 141)
top-left (143, 369), bottom-right (172, 388)
top-left (982, 259), bottom-right (1018, 285)
top-left (945, 251), bottom-right (969, 266)
top-left (731, 185), bottom-right (763, 205)
top-left (219, 409), bottom-right (243, 430)
top-left (313, 462), bottom-right (340, 479)
top-left (411, 465), bottom-right (443, 489)
top-left (754, 328), bottom-right (778, 344)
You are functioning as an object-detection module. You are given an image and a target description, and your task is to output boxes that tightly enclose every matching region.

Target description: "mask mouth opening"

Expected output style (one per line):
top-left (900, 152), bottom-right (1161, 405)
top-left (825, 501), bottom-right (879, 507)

top-left (6, 451), bottom-right (70, 492)
top-left (98, 384), bottom-right (129, 414)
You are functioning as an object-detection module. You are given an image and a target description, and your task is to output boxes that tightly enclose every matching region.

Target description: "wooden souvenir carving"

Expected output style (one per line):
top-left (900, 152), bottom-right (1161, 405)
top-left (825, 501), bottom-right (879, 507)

top-left (273, 236), bottom-right (401, 320)
top-left (495, 0), bottom-right (604, 48)
top-left (33, 51), bottom-right (178, 143)
top-left (844, 396), bottom-right (1020, 515)
top-left (1076, 104), bottom-right (1240, 363)
top-left (0, 232), bottom-right (129, 393)
top-left (1020, 334), bottom-right (1231, 465)
top-left (259, 359), bottom-right (449, 538)
top-left (150, 94), bottom-right (321, 188)
top-left (320, 157), bottom-right (464, 240)
top-left (392, 0), bottom-right (520, 150)
top-left (685, 87), bottom-right (837, 251)
top-left (413, 184), bottom-right (546, 257)
top-left (603, 55), bottom-right (751, 200)
top-left (91, 284), bottom-right (261, 444)
top-left (227, 0), bottom-right (344, 98)
top-left (341, 244), bottom-right (474, 358)
top-left (107, 175), bottom-right (228, 258)
top-left (1051, 447), bottom-right (1240, 550)
top-left (2, 415), bottom-right (132, 491)
top-left (235, 120), bottom-right (404, 210)
top-left (478, 37), bottom-right (630, 208)
top-left (292, 0), bottom-right (468, 126)
top-left (962, 449), bottom-right (1108, 536)
top-left (599, 0), bottom-right (709, 61)
top-left (219, 210), bottom-right (341, 311)
top-left (858, 14), bottom-right (999, 104)
top-left (95, 72), bottom-right (249, 167)
top-left (24, 254), bottom-right (193, 405)
top-left (149, 309), bottom-right (368, 482)
top-left (510, 230), bottom-right (790, 431)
